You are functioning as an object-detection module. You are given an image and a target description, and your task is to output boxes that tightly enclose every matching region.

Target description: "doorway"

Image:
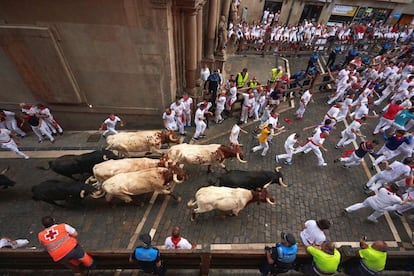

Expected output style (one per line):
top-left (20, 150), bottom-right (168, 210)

top-left (300, 4), bottom-right (323, 23)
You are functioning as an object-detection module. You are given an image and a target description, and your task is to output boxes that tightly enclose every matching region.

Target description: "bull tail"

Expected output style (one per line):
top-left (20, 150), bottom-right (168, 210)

top-left (36, 161), bottom-right (52, 171)
top-left (187, 199), bottom-right (197, 208)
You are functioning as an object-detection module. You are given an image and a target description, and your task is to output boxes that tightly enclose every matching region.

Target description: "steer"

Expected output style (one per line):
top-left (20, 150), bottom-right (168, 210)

top-left (165, 143), bottom-right (247, 173)
top-left (105, 130), bottom-right (181, 156)
top-left (37, 150), bottom-right (119, 180)
top-left (32, 180), bottom-right (94, 207)
top-left (101, 166), bottom-right (188, 204)
top-left (213, 166), bottom-right (287, 189)
top-left (0, 167), bottom-right (15, 189)
top-left (86, 157), bottom-right (172, 186)
top-left (187, 184), bottom-right (275, 221)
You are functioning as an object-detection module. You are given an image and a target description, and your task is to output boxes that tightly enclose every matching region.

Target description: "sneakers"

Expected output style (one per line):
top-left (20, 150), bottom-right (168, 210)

top-left (342, 165), bottom-right (350, 168)
top-left (275, 155), bottom-right (280, 163)
top-left (320, 163), bottom-right (327, 166)
top-left (284, 160), bottom-right (292, 165)
top-left (333, 158), bottom-right (340, 163)
top-left (334, 145), bottom-right (340, 149)
top-left (363, 184), bottom-right (370, 191)
top-left (192, 137), bottom-right (199, 141)
top-left (179, 133), bottom-right (186, 136)
top-left (367, 217), bottom-right (378, 223)
top-left (38, 140), bottom-right (43, 143)
top-left (24, 156), bottom-right (30, 160)
top-left (342, 209), bottom-right (349, 216)
top-left (394, 210), bottom-right (403, 217)
top-left (370, 165), bottom-right (375, 170)
top-left (199, 134), bottom-right (206, 138)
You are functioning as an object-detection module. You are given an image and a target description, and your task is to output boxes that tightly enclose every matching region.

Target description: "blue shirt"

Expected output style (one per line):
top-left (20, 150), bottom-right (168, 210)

top-left (272, 243), bottom-right (297, 264)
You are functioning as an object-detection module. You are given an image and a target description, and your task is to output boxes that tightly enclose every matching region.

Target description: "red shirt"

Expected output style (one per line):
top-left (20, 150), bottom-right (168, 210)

top-left (383, 103), bottom-right (404, 120)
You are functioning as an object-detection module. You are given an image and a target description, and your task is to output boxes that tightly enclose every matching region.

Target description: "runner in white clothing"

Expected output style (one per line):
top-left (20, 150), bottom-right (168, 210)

top-left (162, 108), bottom-right (178, 131)
top-left (170, 98), bottom-right (186, 136)
top-left (100, 113), bottom-right (124, 137)
top-left (164, 226), bottom-right (195, 250)
top-left (0, 110), bottom-right (26, 137)
top-left (229, 123), bottom-right (248, 145)
top-left (300, 219), bottom-right (331, 246)
top-left (295, 89), bottom-right (313, 119)
top-left (0, 128), bottom-right (29, 159)
top-left (275, 133), bottom-right (300, 165)
top-left (335, 117), bottom-right (365, 148)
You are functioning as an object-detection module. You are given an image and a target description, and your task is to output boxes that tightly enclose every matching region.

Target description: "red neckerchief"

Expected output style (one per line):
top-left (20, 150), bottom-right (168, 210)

top-left (385, 186), bottom-right (402, 199)
top-left (171, 236), bottom-right (182, 249)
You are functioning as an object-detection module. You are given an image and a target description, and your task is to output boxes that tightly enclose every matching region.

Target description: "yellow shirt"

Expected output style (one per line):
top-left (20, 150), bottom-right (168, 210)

top-left (258, 127), bottom-right (271, 143)
top-left (359, 245), bottom-right (387, 271)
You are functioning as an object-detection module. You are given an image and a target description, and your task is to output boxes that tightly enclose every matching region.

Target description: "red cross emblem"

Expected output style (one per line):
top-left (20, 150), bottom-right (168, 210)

top-left (44, 228), bottom-right (59, 241)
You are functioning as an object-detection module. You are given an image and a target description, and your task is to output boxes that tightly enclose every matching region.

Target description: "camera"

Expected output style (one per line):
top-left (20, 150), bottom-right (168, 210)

top-left (361, 235), bottom-right (367, 241)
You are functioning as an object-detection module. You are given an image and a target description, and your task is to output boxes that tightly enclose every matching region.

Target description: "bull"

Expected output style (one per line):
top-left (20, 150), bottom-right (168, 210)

top-left (105, 130), bottom-right (181, 156)
top-left (32, 180), bottom-right (95, 207)
top-left (100, 166), bottom-right (188, 204)
top-left (0, 167), bottom-right (15, 189)
top-left (86, 157), bottom-right (172, 188)
top-left (211, 166), bottom-right (287, 189)
top-left (37, 149), bottom-right (119, 180)
top-left (164, 143), bottom-right (247, 173)
top-left (187, 184), bottom-right (275, 221)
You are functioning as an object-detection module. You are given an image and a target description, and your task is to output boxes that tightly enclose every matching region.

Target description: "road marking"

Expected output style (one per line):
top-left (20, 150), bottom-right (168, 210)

top-left (0, 150), bottom-right (94, 159)
top-left (127, 191), bottom-right (159, 249)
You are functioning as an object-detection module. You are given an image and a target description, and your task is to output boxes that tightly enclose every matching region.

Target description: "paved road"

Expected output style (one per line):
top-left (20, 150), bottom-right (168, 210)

top-left (0, 55), bottom-right (413, 274)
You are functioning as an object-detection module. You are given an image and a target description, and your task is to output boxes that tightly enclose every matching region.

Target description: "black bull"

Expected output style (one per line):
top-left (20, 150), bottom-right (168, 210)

top-left (209, 168), bottom-right (287, 190)
top-left (32, 180), bottom-right (95, 207)
top-left (0, 167), bottom-right (15, 189)
top-left (37, 150), bottom-right (119, 179)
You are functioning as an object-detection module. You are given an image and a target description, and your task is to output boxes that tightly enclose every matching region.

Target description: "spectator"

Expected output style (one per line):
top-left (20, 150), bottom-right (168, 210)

top-left (164, 226), bottom-right (196, 250)
top-left (302, 241), bottom-right (341, 276)
top-left (344, 184), bottom-right (411, 223)
top-left (300, 218), bottom-right (331, 246)
top-left (260, 232), bottom-right (297, 276)
top-left (130, 233), bottom-right (165, 276)
top-left (236, 68), bottom-right (249, 88)
top-left (0, 237), bottom-right (29, 249)
top-left (100, 113), bottom-right (124, 138)
top-left (270, 66), bottom-right (283, 84)
top-left (343, 238), bottom-right (388, 275)
top-left (38, 216), bottom-right (95, 270)
top-left (0, 128), bottom-right (29, 159)
top-left (305, 50), bottom-right (319, 74)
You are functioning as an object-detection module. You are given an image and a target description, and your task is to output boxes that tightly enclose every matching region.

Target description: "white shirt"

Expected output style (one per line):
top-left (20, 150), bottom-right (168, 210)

top-left (170, 102), bottom-right (184, 117)
top-left (162, 111), bottom-right (177, 129)
top-left (164, 236), bottom-right (192, 250)
top-left (181, 97), bottom-right (193, 114)
top-left (301, 90), bottom-right (312, 106)
top-left (2, 111), bottom-right (16, 122)
top-left (367, 187), bottom-right (402, 211)
top-left (216, 95), bottom-right (226, 110)
top-left (200, 68), bottom-right (210, 81)
top-left (300, 220), bottom-right (326, 246)
top-left (344, 120), bottom-right (362, 135)
top-left (285, 133), bottom-right (298, 150)
top-left (0, 128), bottom-right (12, 143)
top-left (194, 108), bottom-right (205, 122)
top-left (104, 116), bottom-right (121, 129)
top-left (230, 124), bottom-right (241, 144)
top-left (379, 161), bottom-right (411, 181)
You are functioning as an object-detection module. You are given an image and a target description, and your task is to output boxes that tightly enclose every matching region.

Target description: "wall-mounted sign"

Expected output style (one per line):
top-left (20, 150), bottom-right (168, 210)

top-left (332, 5), bottom-right (358, 17)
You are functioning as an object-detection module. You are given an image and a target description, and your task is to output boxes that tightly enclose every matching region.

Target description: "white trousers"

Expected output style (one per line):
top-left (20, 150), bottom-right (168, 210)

top-left (1, 139), bottom-right (28, 158)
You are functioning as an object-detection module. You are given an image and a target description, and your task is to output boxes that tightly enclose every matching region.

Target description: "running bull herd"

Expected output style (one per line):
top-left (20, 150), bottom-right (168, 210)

top-left (1, 130), bottom-right (287, 220)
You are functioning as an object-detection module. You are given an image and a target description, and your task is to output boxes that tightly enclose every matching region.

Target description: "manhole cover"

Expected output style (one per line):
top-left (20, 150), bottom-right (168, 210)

top-left (87, 132), bottom-right (102, 143)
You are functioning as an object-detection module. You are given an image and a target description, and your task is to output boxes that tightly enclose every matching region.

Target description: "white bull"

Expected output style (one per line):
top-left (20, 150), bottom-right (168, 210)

top-left (187, 184), bottom-right (275, 221)
top-left (102, 167), bottom-right (188, 204)
top-left (165, 143), bottom-right (247, 173)
top-left (106, 130), bottom-right (181, 156)
top-left (88, 157), bottom-right (171, 185)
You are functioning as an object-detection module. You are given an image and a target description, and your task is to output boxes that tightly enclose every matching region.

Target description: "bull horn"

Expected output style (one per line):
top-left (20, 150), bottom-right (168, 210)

top-left (173, 173), bottom-right (184, 184)
top-left (274, 166), bottom-right (281, 172)
top-left (169, 133), bottom-right (179, 142)
top-left (263, 180), bottom-right (272, 189)
top-left (0, 166), bottom-right (9, 175)
top-left (80, 190), bottom-right (86, 199)
top-left (103, 155), bottom-right (108, 161)
top-left (266, 196), bottom-right (276, 205)
top-left (236, 153), bottom-right (247, 163)
top-left (279, 177), bottom-right (288, 188)
top-left (179, 163), bottom-right (184, 169)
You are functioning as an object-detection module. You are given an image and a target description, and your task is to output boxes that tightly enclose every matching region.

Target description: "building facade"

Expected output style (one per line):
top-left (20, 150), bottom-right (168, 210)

top-left (0, 0), bottom-right (413, 129)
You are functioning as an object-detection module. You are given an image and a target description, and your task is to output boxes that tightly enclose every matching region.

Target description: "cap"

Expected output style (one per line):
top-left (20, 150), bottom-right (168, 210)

top-left (281, 232), bottom-right (296, 246)
top-left (139, 233), bottom-right (152, 245)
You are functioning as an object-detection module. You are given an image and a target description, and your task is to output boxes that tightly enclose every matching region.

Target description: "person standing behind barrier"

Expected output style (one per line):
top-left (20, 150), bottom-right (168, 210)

top-left (38, 216), bottom-right (95, 271)
top-left (237, 68), bottom-right (249, 88)
top-left (302, 241), bottom-right (341, 276)
top-left (164, 226), bottom-right (196, 250)
top-left (130, 233), bottom-right (165, 276)
top-left (343, 238), bottom-right (388, 275)
top-left (269, 66), bottom-right (283, 84)
top-left (260, 232), bottom-right (298, 276)
top-left (300, 219), bottom-right (331, 247)
top-left (100, 113), bottom-right (124, 138)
